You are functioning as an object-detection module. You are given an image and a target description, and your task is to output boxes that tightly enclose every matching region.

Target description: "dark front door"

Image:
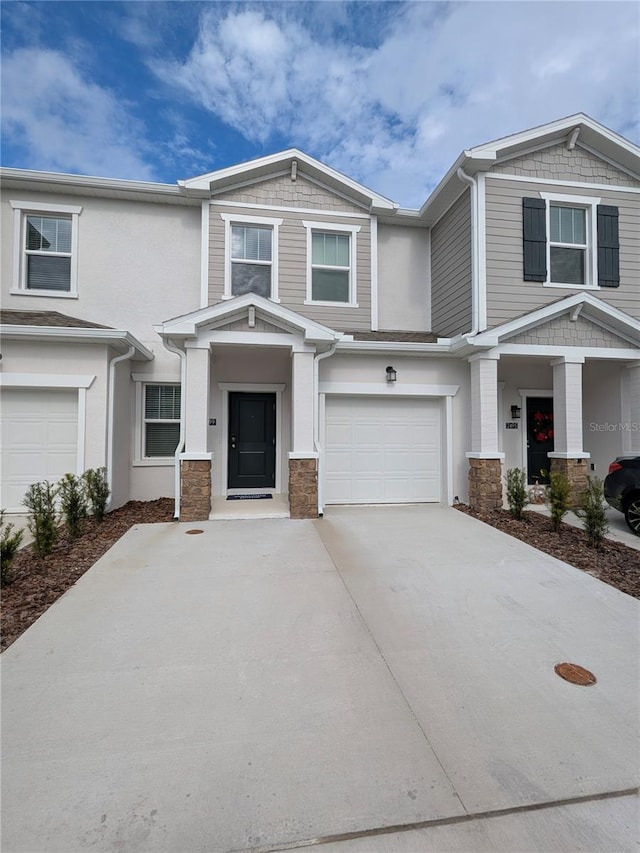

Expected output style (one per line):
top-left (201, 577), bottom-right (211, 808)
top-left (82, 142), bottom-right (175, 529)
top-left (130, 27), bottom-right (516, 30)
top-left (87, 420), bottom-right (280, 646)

top-left (228, 392), bottom-right (276, 489)
top-left (527, 396), bottom-right (554, 484)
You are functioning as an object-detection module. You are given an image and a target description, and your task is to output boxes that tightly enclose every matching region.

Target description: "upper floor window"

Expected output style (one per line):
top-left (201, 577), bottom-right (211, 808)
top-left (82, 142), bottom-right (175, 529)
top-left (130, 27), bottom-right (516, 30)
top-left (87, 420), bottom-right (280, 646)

top-left (523, 194), bottom-right (619, 289)
top-left (10, 200), bottom-right (82, 297)
top-left (549, 205), bottom-right (587, 286)
top-left (220, 213), bottom-right (282, 301)
top-left (302, 220), bottom-right (361, 306)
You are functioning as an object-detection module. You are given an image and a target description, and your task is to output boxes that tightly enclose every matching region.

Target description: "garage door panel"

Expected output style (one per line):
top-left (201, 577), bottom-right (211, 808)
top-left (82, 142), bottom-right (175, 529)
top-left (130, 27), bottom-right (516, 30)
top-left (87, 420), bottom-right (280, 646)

top-left (1, 390), bottom-right (78, 511)
top-left (325, 397), bottom-right (442, 505)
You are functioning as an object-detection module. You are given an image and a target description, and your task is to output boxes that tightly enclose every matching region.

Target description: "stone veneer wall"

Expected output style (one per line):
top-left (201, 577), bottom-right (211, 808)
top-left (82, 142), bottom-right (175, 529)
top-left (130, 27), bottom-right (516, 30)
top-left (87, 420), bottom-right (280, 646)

top-left (550, 458), bottom-right (589, 506)
top-left (468, 458), bottom-right (503, 512)
top-left (180, 460), bottom-right (212, 522)
top-left (288, 458), bottom-right (318, 519)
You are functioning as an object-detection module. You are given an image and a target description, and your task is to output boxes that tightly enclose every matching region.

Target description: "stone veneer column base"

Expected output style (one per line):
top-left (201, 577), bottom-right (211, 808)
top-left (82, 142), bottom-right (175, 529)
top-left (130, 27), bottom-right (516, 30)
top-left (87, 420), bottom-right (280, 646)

top-left (180, 460), bottom-right (212, 522)
top-left (468, 458), bottom-right (503, 513)
top-left (288, 458), bottom-right (318, 519)
top-left (550, 457), bottom-right (589, 507)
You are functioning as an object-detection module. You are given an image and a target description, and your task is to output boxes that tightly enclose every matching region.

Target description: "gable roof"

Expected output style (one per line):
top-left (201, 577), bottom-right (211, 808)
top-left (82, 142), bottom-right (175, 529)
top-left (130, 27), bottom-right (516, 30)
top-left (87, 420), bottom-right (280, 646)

top-left (179, 149), bottom-right (397, 213)
top-left (158, 293), bottom-right (343, 344)
top-left (468, 293), bottom-right (640, 349)
top-left (420, 114), bottom-right (640, 226)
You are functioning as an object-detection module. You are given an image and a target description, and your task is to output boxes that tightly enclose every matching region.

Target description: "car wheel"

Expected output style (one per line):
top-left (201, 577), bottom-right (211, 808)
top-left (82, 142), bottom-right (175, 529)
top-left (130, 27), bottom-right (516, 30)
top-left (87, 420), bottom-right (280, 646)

top-left (624, 497), bottom-right (640, 536)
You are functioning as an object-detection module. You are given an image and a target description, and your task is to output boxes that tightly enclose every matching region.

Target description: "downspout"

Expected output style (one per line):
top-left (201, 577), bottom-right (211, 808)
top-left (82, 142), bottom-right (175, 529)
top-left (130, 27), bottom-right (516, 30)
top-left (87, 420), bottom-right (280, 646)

top-left (106, 345), bottom-right (135, 510)
top-left (162, 337), bottom-right (187, 520)
top-left (313, 342), bottom-right (338, 516)
top-left (457, 166), bottom-right (480, 336)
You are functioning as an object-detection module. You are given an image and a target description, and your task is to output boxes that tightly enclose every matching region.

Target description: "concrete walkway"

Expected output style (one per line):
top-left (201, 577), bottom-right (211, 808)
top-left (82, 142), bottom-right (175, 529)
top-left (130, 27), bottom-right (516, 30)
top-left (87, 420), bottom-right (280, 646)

top-left (2, 506), bottom-right (638, 852)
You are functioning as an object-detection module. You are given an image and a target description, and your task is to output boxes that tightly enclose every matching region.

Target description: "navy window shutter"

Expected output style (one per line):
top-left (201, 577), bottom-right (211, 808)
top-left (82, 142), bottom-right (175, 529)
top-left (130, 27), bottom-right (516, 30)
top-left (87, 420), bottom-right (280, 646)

top-left (597, 205), bottom-right (620, 287)
top-left (523, 198), bottom-right (547, 281)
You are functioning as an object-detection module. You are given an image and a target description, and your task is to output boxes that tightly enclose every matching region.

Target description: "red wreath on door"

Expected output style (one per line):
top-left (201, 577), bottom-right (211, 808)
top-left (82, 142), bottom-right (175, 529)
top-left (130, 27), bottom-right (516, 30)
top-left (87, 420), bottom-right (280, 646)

top-left (532, 410), bottom-right (554, 443)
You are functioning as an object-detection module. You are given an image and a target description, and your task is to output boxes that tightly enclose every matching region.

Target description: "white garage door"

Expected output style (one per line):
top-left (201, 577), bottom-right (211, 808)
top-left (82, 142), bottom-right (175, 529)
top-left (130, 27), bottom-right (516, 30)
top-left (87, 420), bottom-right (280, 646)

top-left (0, 389), bottom-right (78, 511)
top-left (325, 396), bottom-right (442, 504)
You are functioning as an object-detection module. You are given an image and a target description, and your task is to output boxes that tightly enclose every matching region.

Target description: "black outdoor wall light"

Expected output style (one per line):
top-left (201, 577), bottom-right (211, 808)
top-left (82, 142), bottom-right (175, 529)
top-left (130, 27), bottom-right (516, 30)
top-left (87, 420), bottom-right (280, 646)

top-left (510, 404), bottom-right (522, 419)
top-left (386, 365), bottom-right (397, 382)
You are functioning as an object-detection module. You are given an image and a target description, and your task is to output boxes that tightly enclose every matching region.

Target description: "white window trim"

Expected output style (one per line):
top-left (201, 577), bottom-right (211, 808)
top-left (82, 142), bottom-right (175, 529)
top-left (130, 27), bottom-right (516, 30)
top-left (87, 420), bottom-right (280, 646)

top-left (539, 193), bottom-right (601, 290)
top-left (133, 379), bottom-right (182, 466)
top-left (302, 221), bottom-right (361, 307)
top-left (219, 213), bottom-right (282, 302)
top-left (10, 200), bottom-right (82, 298)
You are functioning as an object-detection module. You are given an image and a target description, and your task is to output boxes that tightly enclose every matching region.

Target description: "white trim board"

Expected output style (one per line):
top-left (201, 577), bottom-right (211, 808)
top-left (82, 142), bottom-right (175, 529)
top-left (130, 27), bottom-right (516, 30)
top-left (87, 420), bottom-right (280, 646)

top-left (0, 373), bottom-right (95, 388)
top-left (486, 172), bottom-right (640, 194)
top-left (209, 200), bottom-right (371, 219)
top-left (319, 381), bottom-right (459, 397)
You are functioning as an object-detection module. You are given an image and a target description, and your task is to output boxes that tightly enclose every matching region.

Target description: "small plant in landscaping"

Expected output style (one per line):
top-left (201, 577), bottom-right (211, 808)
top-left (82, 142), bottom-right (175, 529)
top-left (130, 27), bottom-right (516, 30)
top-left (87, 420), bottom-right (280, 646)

top-left (576, 476), bottom-right (610, 548)
top-left (1, 510), bottom-right (24, 586)
top-left (83, 467), bottom-right (110, 521)
top-left (544, 470), bottom-right (571, 533)
top-left (506, 468), bottom-right (529, 519)
top-left (58, 473), bottom-right (88, 539)
top-left (23, 481), bottom-right (59, 557)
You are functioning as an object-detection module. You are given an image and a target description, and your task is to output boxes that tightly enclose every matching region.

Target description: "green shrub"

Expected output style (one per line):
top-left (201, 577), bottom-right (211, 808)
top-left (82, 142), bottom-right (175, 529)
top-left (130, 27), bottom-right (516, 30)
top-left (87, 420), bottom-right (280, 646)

top-left (23, 481), bottom-right (59, 557)
top-left (1, 510), bottom-right (25, 586)
top-left (576, 476), bottom-right (610, 548)
top-left (58, 473), bottom-right (88, 538)
top-left (506, 468), bottom-right (529, 519)
top-left (83, 467), bottom-right (110, 521)
top-left (545, 470), bottom-right (571, 533)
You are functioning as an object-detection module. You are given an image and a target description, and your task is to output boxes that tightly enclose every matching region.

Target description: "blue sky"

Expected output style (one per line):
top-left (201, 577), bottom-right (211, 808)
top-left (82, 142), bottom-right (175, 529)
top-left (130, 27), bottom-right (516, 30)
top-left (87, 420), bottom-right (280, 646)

top-left (1, 1), bottom-right (638, 207)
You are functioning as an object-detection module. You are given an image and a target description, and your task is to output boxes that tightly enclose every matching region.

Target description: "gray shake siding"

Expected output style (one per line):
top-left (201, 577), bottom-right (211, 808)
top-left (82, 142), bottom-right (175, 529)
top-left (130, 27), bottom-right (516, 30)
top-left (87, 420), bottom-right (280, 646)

top-left (214, 173), bottom-right (366, 214)
top-left (491, 143), bottom-right (640, 188)
top-left (208, 199), bottom-right (372, 332)
top-left (505, 314), bottom-right (633, 348)
top-left (430, 188), bottom-right (472, 336)
top-left (485, 177), bottom-right (640, 326)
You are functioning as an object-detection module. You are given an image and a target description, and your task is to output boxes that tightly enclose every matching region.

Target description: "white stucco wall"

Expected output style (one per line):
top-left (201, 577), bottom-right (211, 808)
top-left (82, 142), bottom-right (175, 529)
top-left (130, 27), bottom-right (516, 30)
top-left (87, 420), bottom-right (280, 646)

top-left (1, 190), bottom-right (201, 355)
top-left (377, 224), bottom-right (430, 332)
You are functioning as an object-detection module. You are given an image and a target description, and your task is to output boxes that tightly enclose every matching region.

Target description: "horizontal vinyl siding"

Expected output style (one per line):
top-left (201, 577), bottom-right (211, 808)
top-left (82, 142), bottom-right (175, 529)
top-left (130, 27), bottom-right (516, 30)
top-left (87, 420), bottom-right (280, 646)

top-left (209, 205), bottom-right (372, 332)
top-left (430, 189), bottom-right (472, 336)
top-left (485, 177), bottom-right (640, 326)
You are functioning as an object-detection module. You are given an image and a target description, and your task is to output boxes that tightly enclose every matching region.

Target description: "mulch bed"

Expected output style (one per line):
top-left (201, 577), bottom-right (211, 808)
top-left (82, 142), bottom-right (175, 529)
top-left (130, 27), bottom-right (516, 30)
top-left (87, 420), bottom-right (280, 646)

top-left (1, 499), bottom-right (174, 652)
top-left (456, 504), bottom-right (640, 599)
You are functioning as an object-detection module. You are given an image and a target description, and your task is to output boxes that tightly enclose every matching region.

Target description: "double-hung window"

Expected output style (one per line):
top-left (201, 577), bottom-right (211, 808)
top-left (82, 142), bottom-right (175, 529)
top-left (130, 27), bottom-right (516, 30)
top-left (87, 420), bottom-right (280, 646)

top-left (549, 205), bottom-right (587, 286)
top-left (10, 201), bottom-right (82, 296)
top-left (303, 221), bottom-right (360, 306)
top-left (144, 384), bottom-right (181, 458)
top-left (221, 214), bottom-right (282, 300)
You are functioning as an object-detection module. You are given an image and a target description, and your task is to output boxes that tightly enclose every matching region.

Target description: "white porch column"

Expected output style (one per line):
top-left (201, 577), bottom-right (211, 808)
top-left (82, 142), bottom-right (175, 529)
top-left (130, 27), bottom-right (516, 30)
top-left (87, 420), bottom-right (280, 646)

top-left (184, 344), bottom-right (211, 452)
top-left (290, 350), bottom-right (315, 455)
top-left (627, 362), bottom-right (640, 453)
top-left (467, 353), bottom-right (502, 456)
top-left (466, 354), bottom-right (503, 512)
top-left (549, 356), bottom-right (588, 458)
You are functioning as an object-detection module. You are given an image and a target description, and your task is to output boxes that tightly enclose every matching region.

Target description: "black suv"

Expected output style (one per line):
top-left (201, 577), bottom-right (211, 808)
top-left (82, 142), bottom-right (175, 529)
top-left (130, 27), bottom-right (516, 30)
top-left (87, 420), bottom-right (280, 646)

top-left (604, 456), bottom-right (640, 535)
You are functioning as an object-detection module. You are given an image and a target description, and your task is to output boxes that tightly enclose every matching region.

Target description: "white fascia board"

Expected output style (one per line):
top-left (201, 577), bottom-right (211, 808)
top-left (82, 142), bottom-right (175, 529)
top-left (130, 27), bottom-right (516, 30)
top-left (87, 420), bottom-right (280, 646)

top-left (470, 293), bottom-right (640, 348)
top-left (0, 325), bottom-right (154, 360)
top-left (181, 148), bottom-right (397, 211)
top-left (498, 344), bottom-right (640, 360)
top-left (0, 167), bottom-right (187, 200)
top-left (335, 340), bottom-right (455, 355)
top-left (160, 293), bottom-right (340, 343)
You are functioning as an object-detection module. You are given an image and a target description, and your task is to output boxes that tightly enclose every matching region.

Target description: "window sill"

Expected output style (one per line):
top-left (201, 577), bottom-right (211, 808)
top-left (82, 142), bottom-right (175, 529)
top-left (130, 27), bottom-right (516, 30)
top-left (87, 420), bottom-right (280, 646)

top-left (542, 283), bottom-right (599, 290)
top-left (132, 459), bottom-right (176, 468)
top-left (304, 300), bottom-right (359, 308)
top-left (10, 289), bottom-right (78, 298)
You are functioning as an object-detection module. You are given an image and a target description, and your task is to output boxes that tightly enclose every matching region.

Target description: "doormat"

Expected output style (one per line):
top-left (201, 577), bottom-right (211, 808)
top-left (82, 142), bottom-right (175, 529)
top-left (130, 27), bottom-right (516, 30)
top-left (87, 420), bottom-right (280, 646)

top-left (227, 494), bottom-right (273, 501)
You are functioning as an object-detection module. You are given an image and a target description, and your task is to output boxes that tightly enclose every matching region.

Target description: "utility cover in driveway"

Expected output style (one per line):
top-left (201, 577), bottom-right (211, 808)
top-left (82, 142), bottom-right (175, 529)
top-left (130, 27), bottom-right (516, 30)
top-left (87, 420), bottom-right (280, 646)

top-left (324, 396), bottom-right (441, 503)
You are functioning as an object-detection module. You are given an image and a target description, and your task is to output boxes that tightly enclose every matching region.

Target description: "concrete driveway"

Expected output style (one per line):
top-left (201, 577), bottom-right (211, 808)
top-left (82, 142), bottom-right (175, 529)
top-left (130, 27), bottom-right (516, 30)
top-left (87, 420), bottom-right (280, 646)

top-left (2, 506), bottom-right (638, 852)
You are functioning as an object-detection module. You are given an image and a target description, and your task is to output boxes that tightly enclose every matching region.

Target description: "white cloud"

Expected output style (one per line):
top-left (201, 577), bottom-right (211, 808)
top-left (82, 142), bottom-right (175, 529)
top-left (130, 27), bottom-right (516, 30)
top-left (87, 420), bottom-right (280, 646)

top-left (1, 47), bottom-right (156, 179)
top-left (151, 1), bottom-right (639, 206)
